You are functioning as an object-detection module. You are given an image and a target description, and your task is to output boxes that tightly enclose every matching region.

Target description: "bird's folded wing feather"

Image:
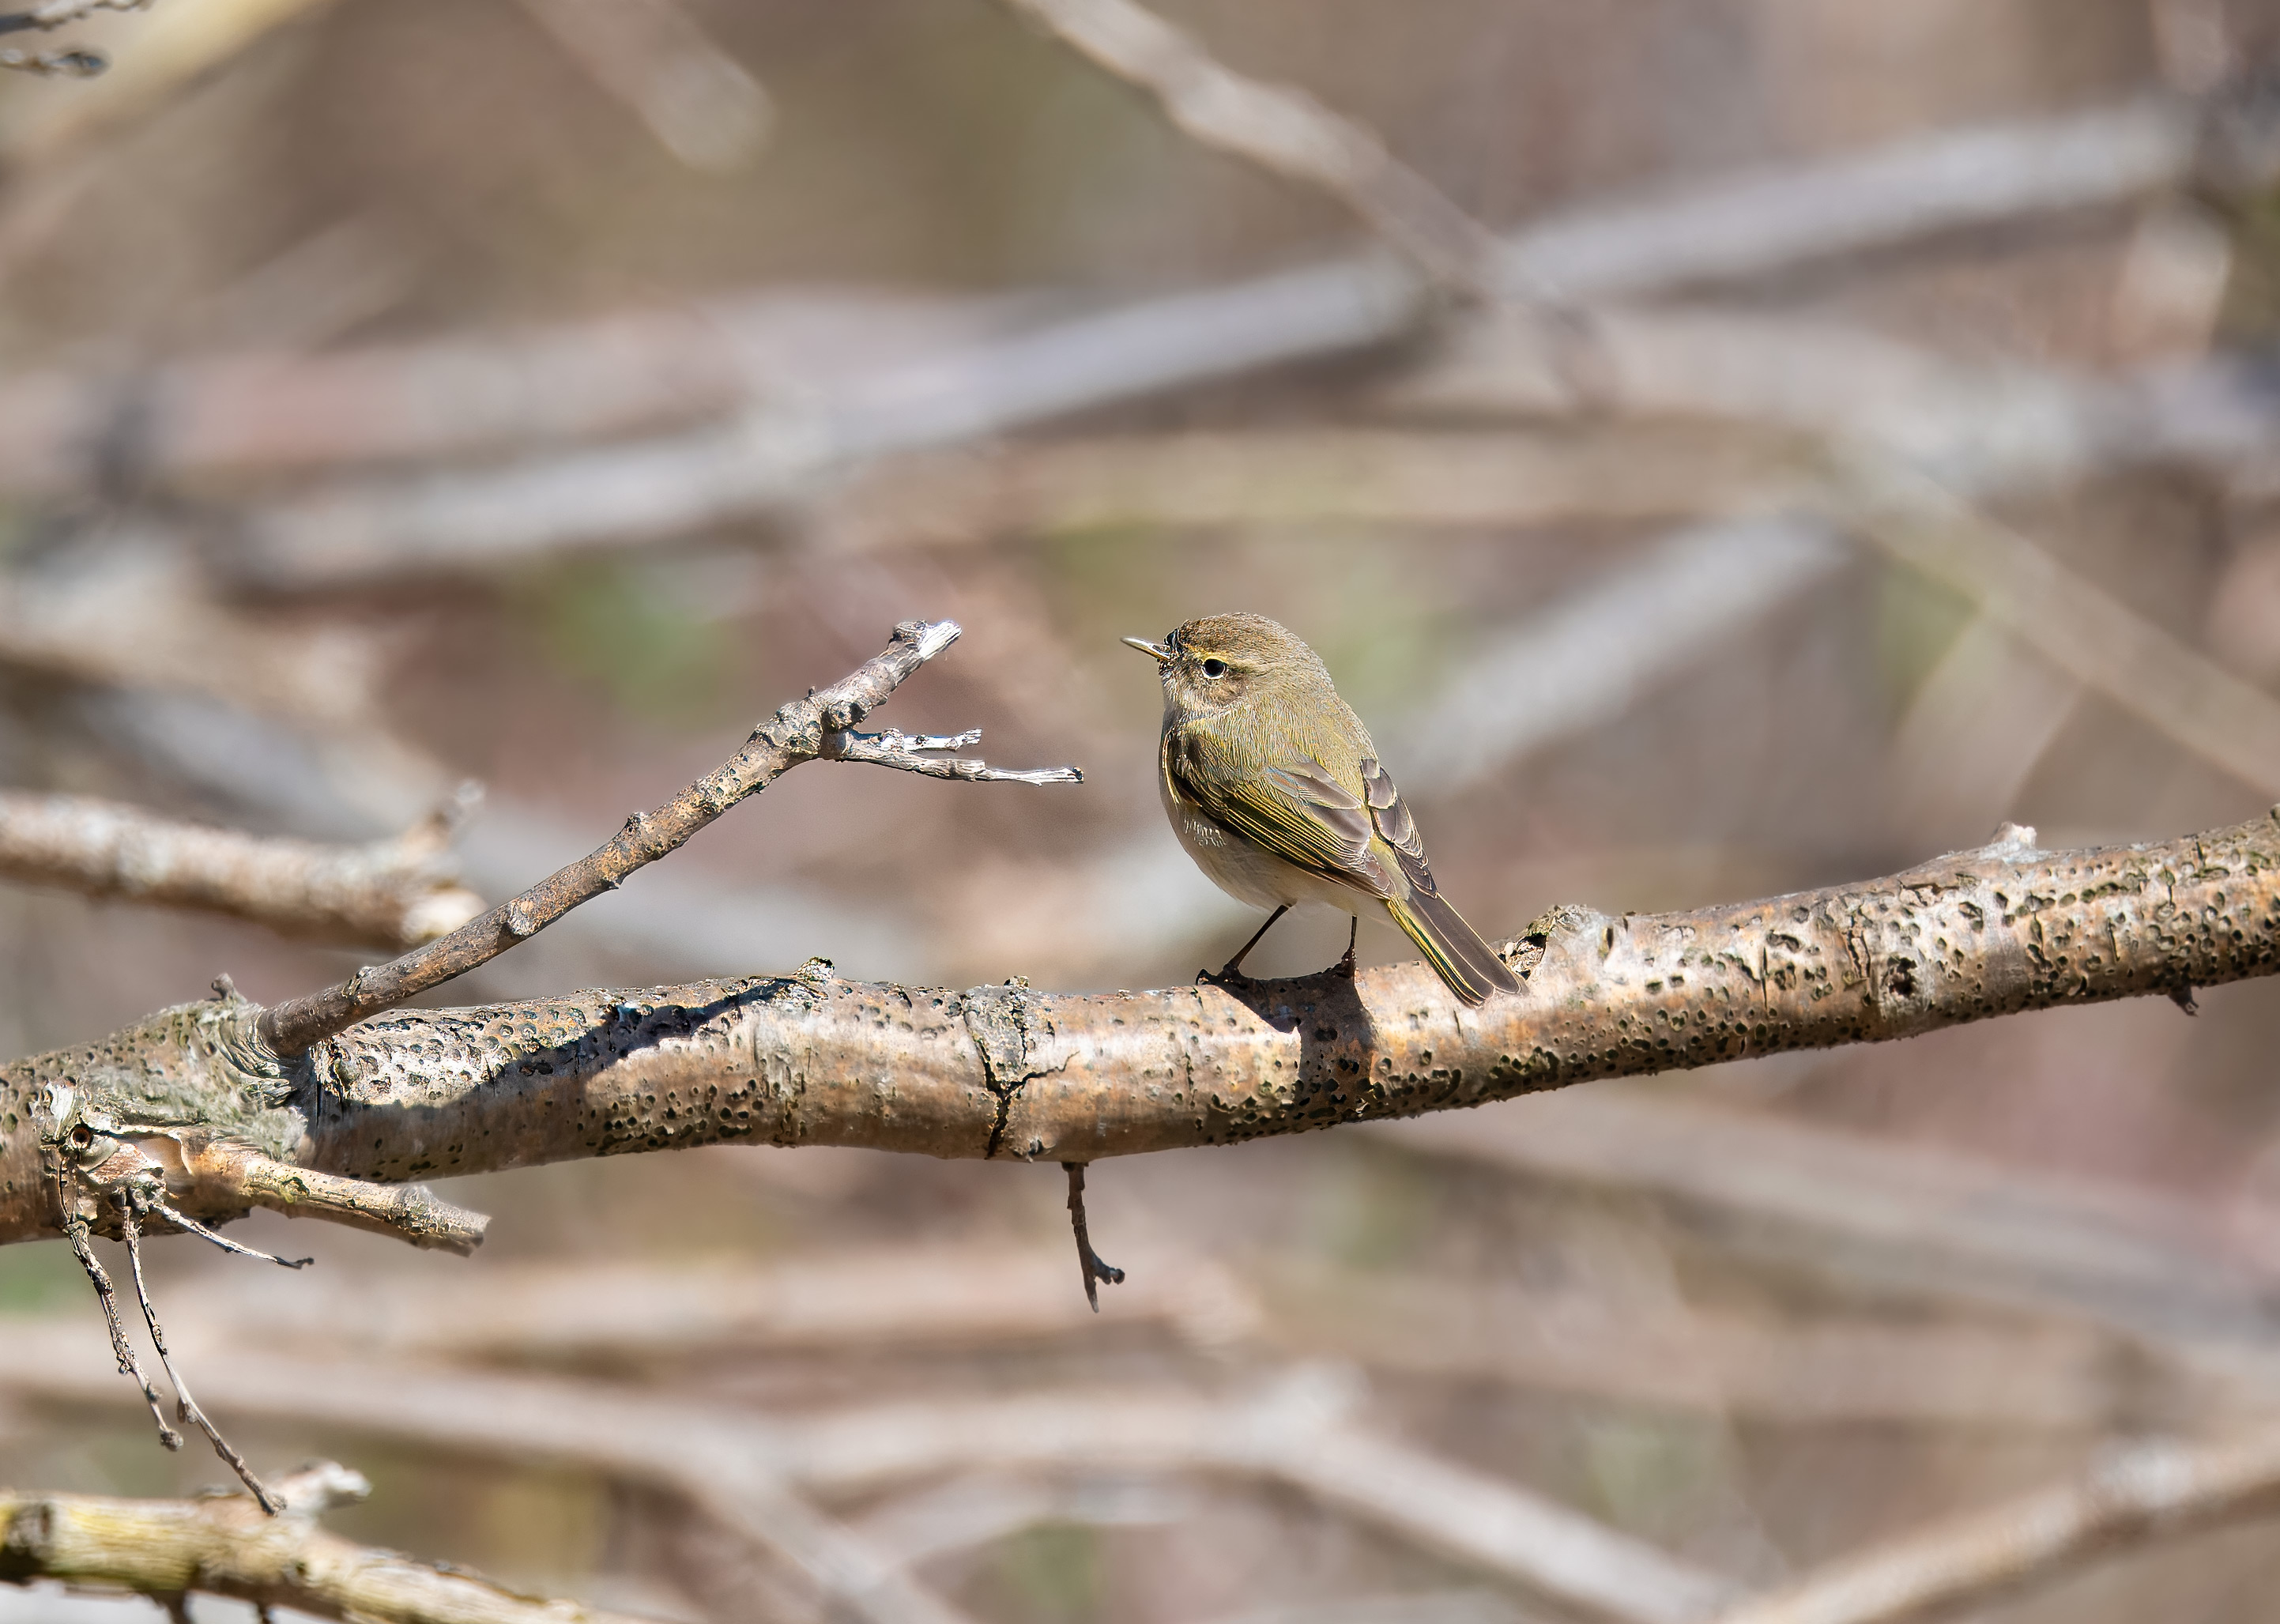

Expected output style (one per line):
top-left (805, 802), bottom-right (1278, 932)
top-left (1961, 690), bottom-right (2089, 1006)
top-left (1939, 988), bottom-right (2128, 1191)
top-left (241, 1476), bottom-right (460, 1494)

top-left (1361, 756), bottom-right (1437, 894)
top-left (1164, 730), bottom-right (1395, 896)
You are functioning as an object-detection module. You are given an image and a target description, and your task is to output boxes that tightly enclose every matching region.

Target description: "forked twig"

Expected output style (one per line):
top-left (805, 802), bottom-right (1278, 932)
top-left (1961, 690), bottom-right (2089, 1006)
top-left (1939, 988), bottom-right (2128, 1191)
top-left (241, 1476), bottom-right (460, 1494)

top-left (825, 727), bottom-right (1083, 786)
top-left (1061, 1162), bottom-right (1125, 1313)
top-left (118, 1193), bottom-right (282, 1512)
top-left (58, 1200), bottom-right (177, 1449)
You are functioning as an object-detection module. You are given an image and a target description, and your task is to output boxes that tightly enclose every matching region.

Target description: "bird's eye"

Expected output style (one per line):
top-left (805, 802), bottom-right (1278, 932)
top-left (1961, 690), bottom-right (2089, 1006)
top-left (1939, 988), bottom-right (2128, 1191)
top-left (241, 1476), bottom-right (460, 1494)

top-left (1202, 658), bottom-right (1227, 678)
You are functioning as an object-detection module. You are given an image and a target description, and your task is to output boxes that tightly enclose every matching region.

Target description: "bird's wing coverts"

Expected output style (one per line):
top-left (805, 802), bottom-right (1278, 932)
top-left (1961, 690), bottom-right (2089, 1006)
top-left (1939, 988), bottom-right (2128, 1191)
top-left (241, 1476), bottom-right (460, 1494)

top-left (1165, 729), bottom-right (1395, 896)
top-left (1360, 756), bottom-right (1434, 893)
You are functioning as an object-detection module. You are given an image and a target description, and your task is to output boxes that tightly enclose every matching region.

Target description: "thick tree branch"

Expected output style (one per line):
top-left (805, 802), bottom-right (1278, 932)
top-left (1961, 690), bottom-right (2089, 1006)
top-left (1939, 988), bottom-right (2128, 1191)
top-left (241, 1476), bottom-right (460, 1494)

top-left (254, 618), bottom-right (1074, 1057)
top-left (8, 812), bottom-right (2274, 1247)
top-left (0, 1461), bottom-right (660, 1624)
top-left (0, 788), bottom-right (484, 950)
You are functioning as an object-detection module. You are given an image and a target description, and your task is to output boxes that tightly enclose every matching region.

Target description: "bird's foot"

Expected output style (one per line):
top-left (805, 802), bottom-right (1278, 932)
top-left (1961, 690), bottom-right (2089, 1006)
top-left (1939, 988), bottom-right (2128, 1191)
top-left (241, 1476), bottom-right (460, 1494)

top-left (1198, 963), bottom-right (1262, 992)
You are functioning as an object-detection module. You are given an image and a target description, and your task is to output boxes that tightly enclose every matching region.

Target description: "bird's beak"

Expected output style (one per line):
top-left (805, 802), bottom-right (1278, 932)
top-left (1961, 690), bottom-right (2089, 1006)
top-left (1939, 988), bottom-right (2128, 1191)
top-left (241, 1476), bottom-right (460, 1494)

top-left (1121, 636), bottom-right (1171, 665)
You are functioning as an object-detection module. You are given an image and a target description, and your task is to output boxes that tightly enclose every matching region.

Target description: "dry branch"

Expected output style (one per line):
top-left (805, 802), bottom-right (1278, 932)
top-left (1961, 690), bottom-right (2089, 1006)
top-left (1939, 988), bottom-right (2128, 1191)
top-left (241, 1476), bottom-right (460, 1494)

top-left (1375, 305), bottom-right (2280, 805)
top-left (805, 425), bottom-right (1807, 552)
top-left (9, 809), bottom-right (2280, 1249)
top-left (1381, 1086), bottom-right (2280, 1356)
top-left (254, 618), bottom-right (1074, 1057)
top-left (1257, 1260), bottom-right (2203, 1431)
top-left (1836, 459), bottom-right (2280, 802)
top-left (0, 1329), bottom-right (1733, 1624)
top-left (0, 88), bottom-right (2208, 511)
top-left (217, 99), bottom-right (2219, 585)
top-left (171, 1242), bottom-right (1263, 1362)
top-left (516, 0), bottom-right (770, 174)
top-left (0, 789), bottom-right (484, 950)
top-left (991, 0), bottom-right (1507, 302)
top-left (0, 1461), bottom-right (658, 1624)
top-left (145, 1242), bottom-right (2165, 1430)
top-left (1714, 1428), bottom-right (2280, 1624)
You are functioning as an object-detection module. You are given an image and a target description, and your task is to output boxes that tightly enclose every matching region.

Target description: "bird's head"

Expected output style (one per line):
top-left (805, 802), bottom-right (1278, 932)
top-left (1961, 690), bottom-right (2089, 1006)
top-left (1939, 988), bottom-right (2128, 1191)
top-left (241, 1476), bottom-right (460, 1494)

top-left (1122, 612), bottom-right (1329, 720)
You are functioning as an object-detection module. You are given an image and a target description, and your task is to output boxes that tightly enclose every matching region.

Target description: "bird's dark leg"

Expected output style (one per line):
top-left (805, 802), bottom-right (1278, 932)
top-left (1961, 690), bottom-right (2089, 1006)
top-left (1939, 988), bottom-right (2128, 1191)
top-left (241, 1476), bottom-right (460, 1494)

top-left (1202, 904), bottom-right (1289, 985)
top-left (1332, 915), bottom-right (1358, 978)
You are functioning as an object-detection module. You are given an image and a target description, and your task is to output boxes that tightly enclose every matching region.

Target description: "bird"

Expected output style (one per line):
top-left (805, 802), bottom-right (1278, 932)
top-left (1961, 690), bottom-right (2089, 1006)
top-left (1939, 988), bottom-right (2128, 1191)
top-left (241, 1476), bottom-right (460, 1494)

top-left (1124, 612), bottom-right (1520, 1005)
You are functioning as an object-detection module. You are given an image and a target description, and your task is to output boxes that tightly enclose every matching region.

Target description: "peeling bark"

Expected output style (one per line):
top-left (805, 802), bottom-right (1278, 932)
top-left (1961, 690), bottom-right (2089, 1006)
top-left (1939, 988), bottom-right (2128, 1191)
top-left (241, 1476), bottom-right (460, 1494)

top-left (4, 813), bottom-right (2276, 1245)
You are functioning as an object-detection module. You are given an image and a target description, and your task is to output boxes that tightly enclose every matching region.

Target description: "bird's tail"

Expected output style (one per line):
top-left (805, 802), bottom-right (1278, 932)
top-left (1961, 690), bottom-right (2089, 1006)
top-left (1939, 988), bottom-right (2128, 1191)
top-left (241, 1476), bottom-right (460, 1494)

top-left (1385, 887), bottom-right (1521, 1006)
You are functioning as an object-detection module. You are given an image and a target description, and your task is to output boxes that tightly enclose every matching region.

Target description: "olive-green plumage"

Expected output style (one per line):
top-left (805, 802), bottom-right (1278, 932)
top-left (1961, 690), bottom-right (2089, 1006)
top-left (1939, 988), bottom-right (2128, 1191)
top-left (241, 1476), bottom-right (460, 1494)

top-left (1123, 612), bottom-right (1519, 1005)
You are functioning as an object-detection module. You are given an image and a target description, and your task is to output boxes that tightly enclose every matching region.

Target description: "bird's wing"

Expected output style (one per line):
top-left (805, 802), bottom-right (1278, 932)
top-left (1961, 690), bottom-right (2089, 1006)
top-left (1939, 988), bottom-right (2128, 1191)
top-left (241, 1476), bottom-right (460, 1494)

top-left (1166, 729), bottom-right (1396, 897)
top-left (1359, 755), bottom-right (1435, 892)
top-left (1359, 755), bottom-right (1522, 1003)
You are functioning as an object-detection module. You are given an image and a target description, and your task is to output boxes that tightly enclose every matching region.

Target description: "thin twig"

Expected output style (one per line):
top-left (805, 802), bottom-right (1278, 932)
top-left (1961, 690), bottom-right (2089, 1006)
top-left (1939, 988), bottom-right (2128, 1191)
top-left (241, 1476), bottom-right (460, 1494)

top-left (825, 727), bottom-right (1083, 786)
top-left (516, 0), bottom-right (771, 172)
top-left (254, 619), bottom-right (1076, 1057)
top-left (1061, 1162), bottom-right (1125, 1312)
top-left (58, 1203), bottom-right (177, 1449)
top-left (118, 1193), bottom-right (281, 1513)
top-left (145, 1192), bottom-right (311, 1268)
top-left (991, 0), bottom-right (1508, 303)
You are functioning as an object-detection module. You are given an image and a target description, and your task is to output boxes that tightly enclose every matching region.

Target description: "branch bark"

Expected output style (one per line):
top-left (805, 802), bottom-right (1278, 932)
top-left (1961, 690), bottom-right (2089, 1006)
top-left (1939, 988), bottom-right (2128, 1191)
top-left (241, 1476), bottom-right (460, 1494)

top-left (0, 788), bottom-right (484, 950)
top-left (6, 811), bottom-right (2275, 1247)
top-left (0, 1462), bottom-right (660, 1624)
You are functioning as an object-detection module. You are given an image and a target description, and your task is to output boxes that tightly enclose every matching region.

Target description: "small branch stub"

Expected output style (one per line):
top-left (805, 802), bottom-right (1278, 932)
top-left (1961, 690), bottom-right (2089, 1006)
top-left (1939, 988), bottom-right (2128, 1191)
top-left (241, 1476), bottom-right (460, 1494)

top-left (1063, 1162), bottom-right (1125, 1312)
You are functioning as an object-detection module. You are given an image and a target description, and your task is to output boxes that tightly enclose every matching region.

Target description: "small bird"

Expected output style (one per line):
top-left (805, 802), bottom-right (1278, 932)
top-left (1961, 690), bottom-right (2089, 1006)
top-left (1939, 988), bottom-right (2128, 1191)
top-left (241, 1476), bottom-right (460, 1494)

top-left (1125, 613), bottom-right (1519, 1005)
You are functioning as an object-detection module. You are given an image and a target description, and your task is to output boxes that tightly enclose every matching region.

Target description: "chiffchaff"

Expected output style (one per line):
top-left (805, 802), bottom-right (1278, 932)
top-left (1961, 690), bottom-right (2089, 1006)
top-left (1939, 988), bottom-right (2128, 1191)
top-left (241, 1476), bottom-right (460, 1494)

top-left (1124, 612), bottom-right (1519, 1005)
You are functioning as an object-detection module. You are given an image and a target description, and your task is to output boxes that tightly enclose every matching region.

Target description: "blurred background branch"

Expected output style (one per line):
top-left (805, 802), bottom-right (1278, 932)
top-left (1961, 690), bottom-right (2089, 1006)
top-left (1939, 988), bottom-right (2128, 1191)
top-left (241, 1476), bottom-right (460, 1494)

top-left (0, 783), bottom-right (482, 948)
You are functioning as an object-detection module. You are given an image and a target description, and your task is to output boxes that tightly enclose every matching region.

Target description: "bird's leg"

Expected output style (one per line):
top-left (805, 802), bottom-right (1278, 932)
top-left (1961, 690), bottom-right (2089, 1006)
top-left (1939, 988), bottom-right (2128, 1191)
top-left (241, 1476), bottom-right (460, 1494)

top-left (1202, 904), bottom-right (1289, 985)
top-left (1331, 915), bottom-right (1358, 978)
